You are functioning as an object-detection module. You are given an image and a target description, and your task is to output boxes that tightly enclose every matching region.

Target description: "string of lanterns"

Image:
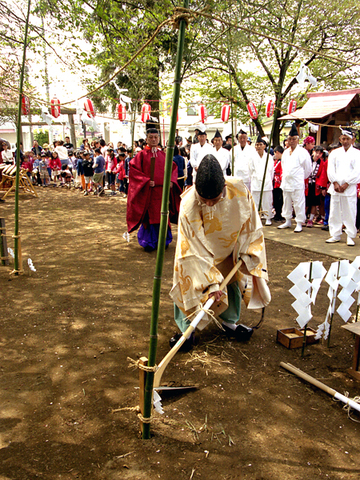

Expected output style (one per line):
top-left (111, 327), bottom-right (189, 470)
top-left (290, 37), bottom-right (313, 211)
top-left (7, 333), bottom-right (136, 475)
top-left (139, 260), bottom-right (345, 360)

top-left (20, 96), bottom-right (298, 124)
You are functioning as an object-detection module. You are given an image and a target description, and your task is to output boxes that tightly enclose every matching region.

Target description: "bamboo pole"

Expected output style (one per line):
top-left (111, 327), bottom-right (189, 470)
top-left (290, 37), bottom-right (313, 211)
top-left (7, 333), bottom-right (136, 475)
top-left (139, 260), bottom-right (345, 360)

top-left (142, 0), bottom-right (189, 440)
top-left (14, 0), bottom-right (31, 276)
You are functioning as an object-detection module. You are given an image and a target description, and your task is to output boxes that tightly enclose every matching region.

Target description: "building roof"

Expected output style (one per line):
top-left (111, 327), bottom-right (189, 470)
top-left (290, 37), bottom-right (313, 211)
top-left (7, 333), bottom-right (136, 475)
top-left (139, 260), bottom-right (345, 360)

top-left (279, 88), bottom-right (360, 121)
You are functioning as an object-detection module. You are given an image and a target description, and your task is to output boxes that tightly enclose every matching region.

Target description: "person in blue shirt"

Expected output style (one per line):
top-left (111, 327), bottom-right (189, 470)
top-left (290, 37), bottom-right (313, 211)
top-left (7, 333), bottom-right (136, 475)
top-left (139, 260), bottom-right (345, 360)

top-left (173, 145), bottom-right (186, 191)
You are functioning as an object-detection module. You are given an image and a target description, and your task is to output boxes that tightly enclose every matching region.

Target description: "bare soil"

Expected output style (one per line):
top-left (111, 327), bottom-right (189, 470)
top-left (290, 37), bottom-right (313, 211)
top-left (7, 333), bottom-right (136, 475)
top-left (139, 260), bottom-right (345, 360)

top-left (0, 187), bottom-right (359, 480)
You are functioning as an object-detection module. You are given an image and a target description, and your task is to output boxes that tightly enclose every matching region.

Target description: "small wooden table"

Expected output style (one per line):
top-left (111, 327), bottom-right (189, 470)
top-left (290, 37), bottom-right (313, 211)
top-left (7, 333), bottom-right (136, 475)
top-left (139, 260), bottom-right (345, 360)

top-left (342, 322), bottom-right (360, 381)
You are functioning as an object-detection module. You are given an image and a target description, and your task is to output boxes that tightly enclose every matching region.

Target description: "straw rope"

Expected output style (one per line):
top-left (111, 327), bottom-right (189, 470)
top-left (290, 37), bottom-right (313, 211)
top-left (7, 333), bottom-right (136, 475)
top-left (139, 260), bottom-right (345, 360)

top-left (336, 392), bottom-right (360, 423)
top-left (127, 357), bottom-right (157, 372)
top-left (185, 304), bottom-right (225, 331)
top-left (112, 405), bottom-right (155, 424)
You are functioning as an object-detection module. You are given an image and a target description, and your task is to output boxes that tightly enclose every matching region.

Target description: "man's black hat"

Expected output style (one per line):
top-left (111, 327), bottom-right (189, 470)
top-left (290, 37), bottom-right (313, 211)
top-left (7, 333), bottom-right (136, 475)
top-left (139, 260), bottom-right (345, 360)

top-left (195, 154), bottom-right (225, 199)
top-left (256, 134), bottom-right (266, 145)
top-left (212, 129), bottom-right (222, 140)
top-left (289, 123), bottom-right (299, 137)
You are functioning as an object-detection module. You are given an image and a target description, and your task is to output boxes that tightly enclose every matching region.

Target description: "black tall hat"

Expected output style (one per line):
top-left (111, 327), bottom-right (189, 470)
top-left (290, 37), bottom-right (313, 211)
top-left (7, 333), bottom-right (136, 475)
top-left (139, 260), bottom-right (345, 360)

top-left (195, 154), bottom-right (225, 199)
top-left (289, 123), bottom-right (299, 137)
top-left (212, 129), bottom-right (222, 140)
top-left (256, 134), bottom-right (266, 145)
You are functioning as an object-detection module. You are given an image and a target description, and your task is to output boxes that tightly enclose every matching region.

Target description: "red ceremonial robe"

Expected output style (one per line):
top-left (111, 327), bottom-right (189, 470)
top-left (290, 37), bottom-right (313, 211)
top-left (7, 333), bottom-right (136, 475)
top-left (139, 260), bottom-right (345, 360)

top-left (126, 147), bottom-right (181, 233)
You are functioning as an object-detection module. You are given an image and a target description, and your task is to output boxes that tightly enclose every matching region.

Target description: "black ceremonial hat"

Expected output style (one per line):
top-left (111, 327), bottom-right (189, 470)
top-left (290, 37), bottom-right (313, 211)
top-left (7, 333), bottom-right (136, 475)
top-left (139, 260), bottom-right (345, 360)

top-left (289, 123), bottom-right (299, 137)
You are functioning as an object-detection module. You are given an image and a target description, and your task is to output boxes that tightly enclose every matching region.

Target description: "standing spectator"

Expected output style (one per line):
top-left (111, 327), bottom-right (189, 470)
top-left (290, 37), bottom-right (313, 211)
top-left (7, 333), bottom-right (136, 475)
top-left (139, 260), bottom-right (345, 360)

top-left (14, 142), bottom-right (24, 163)
top-left (76, 151), bottom-right (85, 190)
top-left (55, 140), bottom-right (69, 167)
top-left (305, 147), bottom-right (322, 227)
top-left (31, 140), bottom-right (43, 157)
top-left (303, 136), bottom-right (315, 156)
top-left (39, 153), bottom-right (50, 186)
top-left (115, 152), bottom-right (126, 196)
top-left (82, 152), bottom-right (94, 196)
top-left (314, 146), bottom-right (329, 226)
top-left (173, 145), bottom-right (186, 191)
top-left (49, 151), bottom-right (62, 184)
top-left (273, 146), bottom-right (284, 221)
top-left (63, 136), bottom-right (74, 150)
top-left (124, 147), bottom-right (132, 195)
top-left (249, 135), bottom-right (274, 226)
top-left (105, 147), bottom-right (117, 196)
top-left (92, 148), bottom-right (105, 195)
top-left (277, 124), bottom-right (312, 233)
top-left (211, 130), bottom-right (231, 177)
top-left (326, 128), bottom-right (360, 246)
top-left (1, 142), bottom-right (14, 164)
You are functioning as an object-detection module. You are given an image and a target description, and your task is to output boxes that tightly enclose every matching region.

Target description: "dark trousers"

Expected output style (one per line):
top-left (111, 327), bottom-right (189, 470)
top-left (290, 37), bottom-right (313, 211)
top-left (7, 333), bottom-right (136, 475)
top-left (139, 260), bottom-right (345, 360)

top-left (273, 188), bottom-right (283, 220)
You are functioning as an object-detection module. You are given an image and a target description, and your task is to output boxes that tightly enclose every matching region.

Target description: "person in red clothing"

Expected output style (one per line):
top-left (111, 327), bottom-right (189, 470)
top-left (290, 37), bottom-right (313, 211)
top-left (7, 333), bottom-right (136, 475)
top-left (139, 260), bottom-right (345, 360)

top-left (49, 151), bottom-right (62, 184)
top-left (126, 128), bottom-right (181, 252)
top-left (115, 151), bottom-right (126, 197)
top-left (314, 146), bottom-right (329, 226)
top-left (306, 146), bottom-right (328, 227)
top-left (105, 147), bottom-right (117, 196)
top-left (273, 145), bottom-right (284, 221)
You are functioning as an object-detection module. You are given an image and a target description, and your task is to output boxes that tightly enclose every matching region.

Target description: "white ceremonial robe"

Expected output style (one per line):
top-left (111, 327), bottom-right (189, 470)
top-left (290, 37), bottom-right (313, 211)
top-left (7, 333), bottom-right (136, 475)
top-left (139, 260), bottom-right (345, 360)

top-left (249, 151), bottom-right (274, 220)
top-left (233, 144), bottom-right (256, 190)
top-left (170, 177), bottom-right (271, 329)
top-left (280, 145), bottom-right (312, 224)
top-left (327, 145), bottom-right (360, 240)
top-left (189, 142), bottom-right (214, 182)
top-left (212, 146), bottom-right (231, 176)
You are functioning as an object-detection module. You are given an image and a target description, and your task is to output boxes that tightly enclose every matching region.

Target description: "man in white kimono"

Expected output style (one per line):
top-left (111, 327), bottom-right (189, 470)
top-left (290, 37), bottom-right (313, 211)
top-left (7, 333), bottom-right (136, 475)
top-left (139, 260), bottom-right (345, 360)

top-left (233, 129), bottom-right (256, 190)
top-left (188, 124), bottom-right (213, 184)
top-left (169, 154), bottom-right (271, 350)
top-left (278, 123), bottom-right (312, 233)
top-left (326, 128), bottom-right (360, 246)
top-left (211, 129), bottom-right (231, 176)
top-left (249, 135), bottom-right (274, 226)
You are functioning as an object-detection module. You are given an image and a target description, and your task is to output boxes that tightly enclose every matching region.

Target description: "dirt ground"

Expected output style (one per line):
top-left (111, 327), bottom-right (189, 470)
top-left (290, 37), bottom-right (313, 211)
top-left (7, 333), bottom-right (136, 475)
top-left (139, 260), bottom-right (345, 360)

top-left (0, 187), bottom-right (359, 480)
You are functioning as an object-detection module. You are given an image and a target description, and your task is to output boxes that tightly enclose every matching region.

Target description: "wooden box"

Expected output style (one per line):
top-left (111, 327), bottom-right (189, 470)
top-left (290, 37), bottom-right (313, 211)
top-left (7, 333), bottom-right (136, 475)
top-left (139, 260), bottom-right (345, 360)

top-left (276, 327), bottom-right (319, 349)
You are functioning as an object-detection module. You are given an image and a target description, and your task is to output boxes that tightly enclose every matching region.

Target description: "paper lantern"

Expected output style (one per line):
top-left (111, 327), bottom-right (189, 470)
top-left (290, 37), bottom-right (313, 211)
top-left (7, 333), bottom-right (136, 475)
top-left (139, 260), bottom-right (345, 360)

top-left (266, 100), bottom-right (275, 118)
top-left (141, 103), bottom-right (151, 123)
top-left (118, 104), bottom-right (126, 121)
top-left (247, 102), bottom-right (258, 120)
top-left (21, 95), bottom-right (30, 115)
top-left (84, 98), bottom-right (95, 118)
top-left (50, 97), bottom-right (61, 118)
top-left (221, 104), bottom-right (231, 122)
top-left (199, 104), bottom-right (207, 123)
top-left (288, 99), bottom-right (297, 115)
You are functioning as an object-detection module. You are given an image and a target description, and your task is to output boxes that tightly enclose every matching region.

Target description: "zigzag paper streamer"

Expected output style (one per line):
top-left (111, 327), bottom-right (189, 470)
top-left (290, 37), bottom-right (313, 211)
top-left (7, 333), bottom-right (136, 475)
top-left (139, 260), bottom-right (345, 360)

top-left (336, 260), bottom-right (356, 322)
top-left (288, 261), bottom-right (326, 329)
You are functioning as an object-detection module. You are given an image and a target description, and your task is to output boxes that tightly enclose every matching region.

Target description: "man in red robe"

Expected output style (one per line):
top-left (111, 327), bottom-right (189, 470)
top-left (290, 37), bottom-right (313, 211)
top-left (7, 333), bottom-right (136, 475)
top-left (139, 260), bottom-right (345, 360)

top-left (126, 128), bottom-right (181, 251)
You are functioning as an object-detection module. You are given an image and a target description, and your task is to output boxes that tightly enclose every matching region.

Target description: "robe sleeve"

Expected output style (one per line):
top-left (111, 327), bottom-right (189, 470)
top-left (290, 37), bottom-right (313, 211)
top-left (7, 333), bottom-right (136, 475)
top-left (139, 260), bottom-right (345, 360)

top-left (126, 152), bottom-right (151, 233)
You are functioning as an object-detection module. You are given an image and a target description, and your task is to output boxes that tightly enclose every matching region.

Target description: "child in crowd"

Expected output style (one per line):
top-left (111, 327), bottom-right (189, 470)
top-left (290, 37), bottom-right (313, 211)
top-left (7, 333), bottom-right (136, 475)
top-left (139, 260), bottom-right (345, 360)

top-left (115, 152), bottom-right (126, 196)
top-left (82, 151), bottom-right (94, 195)
top-left (273, 146), bottom-right (284, 221)
top-left (49, 151), bottom-right (62, 184)
top-left (60, 164), bottom-right (73, 187)
top-left (39, 154), bottom-right (50, 186)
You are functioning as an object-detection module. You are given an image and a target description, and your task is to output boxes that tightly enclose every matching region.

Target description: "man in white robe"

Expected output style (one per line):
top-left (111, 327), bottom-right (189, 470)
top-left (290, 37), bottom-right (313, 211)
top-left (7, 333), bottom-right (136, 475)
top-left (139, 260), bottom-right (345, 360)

top-left (211, 129), bottom-right (231, 176)
top-left (326, 128), bottom-right (360, 246)
top-left (278, 123), bottom-right (312, 233)
top-left (169, 154), bottom-right (271, 350)
top-left (233, 129), bottom-right (256, 190)
top-left (188, 124), bottom-right (213, 184)
top-left (249, 135), bottom-right (274, 226)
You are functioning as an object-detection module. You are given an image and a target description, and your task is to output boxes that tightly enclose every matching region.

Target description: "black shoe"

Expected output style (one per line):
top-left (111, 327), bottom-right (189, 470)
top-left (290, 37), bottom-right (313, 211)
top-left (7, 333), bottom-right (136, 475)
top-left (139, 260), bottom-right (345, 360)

top-left (144, 246), bottom-right (155, 253)
top-left (222, 323), bottom-right (254, 342)
top-left (169, 332), bottom-right (195, 352)
top-left (321, 225), bottom-right (329, 231)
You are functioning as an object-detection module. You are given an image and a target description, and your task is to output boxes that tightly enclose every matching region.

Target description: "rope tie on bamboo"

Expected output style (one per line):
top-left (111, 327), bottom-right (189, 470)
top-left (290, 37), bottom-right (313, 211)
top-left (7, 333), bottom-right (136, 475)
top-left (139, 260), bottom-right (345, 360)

top-left (186, 304), bottom-right (225, 331)
top-left (171, 7), bottom-right (196, 29)
top-left (337, 392), bottom-right (360, 423)
top-left (112, 405), bottom-right (155, 424)
top-left (12, 235), bottom-right (21, 239)
top-left (127, 357), bottom-right (157, 372)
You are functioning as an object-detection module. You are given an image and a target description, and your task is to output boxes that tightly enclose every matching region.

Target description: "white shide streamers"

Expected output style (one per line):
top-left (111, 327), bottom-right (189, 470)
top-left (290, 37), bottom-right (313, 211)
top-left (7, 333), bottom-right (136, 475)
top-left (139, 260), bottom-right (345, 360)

top-left (288, 258), bottom-right (360, 341)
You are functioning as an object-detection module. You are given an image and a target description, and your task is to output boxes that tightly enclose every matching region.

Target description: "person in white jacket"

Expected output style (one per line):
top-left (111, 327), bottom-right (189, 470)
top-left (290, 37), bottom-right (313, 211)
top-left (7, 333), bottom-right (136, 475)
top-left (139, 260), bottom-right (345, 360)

top-left (326, 128), bottom-right (360, 246)
top-left (278, 123), bottom-right (312, 233)
top-left (211, 129), bottom-right (231, 176)
top-left (233, 129), bottom-right (256, 190)
top-left (189, 124), bottom-right (213, 184)
top-left (249, 135), bottom-right (274, 225)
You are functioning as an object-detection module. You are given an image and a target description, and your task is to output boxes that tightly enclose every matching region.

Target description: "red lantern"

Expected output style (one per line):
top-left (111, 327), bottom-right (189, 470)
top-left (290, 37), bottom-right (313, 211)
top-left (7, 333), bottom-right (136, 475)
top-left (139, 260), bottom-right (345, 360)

top-left (141, 103), bottom-right (151, 123)
top-left (118, 104), bottom-right (126, 121)
top-left (266, 100), bottom-right (275, 118)
top-left (21, 95), bottom-right (30, 115)
top-left (288, 99), bottom-right (297, 115)
top-left (247, 102), bottom-right (258, 120)
top-left (84, 98), bottom-right (95, 118)
top-left (169, 106), bottom-right (179, 123)
top-left (199, 104), bottom-right (207, 123)
top-left (50, 97), bottom-right (61, 118)
top-left (221, 104), bottom-right (230, 122)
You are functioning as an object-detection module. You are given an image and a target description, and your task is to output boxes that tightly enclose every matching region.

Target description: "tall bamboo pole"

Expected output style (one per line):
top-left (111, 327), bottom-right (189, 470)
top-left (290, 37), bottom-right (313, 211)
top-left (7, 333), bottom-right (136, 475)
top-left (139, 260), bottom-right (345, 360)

top-left (142, 0), bottom-right (189, 440)
top-left (14, 0), bottom-right (31, 275)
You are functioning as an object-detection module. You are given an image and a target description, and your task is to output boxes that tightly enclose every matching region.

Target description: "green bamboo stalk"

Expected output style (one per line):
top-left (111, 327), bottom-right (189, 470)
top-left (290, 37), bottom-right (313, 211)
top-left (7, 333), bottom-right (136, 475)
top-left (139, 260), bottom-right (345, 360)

top-left (301, 261), bottom-right (313, 357)
top-left (142, 0), bottom-right (189, 440)
top-left (258, 116), bottom-right (275, 213)
top-left (14, 0), bottom-right (32, 275)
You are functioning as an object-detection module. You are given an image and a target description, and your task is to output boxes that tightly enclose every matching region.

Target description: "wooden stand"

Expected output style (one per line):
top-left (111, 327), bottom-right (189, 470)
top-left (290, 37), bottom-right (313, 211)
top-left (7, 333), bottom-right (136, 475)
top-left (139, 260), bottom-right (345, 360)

top-left (341, 323), bottom-right (360, 381)
top-left (0, 164), bottom-right (38, 199)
